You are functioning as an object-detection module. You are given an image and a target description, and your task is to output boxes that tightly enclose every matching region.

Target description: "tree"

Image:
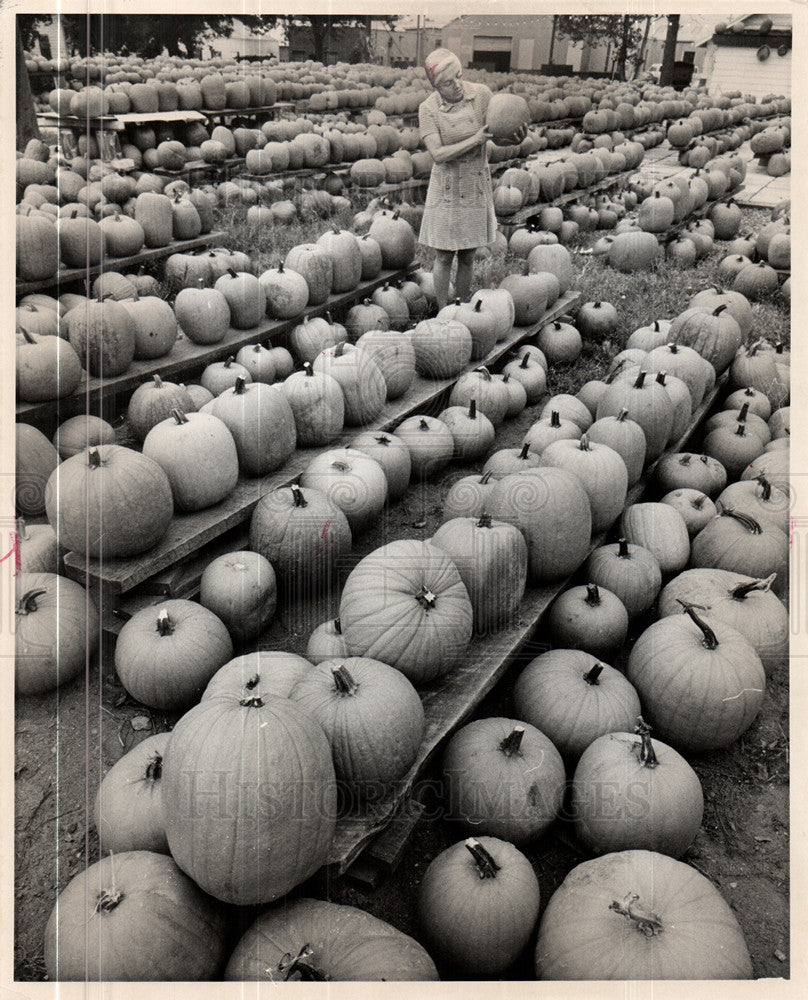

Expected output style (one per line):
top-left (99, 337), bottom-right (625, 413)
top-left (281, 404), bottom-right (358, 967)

top-left (282, 15), bottom-right (391, 63)
top-left (16, 21), bottom-right (40, 148)
top-left (555, 15), bottom-right (647, 80)
top-left (659, 15), bottom-right (681, 87)
top-left (18, 14), bottom-right (53, 51)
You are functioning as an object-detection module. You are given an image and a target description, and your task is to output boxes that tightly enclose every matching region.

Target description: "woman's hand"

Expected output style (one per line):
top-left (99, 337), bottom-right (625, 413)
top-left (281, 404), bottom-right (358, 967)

top-left (490, 123), bottom-right (529, 146)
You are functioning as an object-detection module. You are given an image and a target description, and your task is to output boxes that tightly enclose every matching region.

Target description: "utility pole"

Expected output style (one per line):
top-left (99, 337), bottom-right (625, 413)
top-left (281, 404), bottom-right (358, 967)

top-left (659, 14), bottom-right (680, 87)
top-left (547, 14), bottom-right (557, 68)
top-left (416, 15), bottom-right (422, 67)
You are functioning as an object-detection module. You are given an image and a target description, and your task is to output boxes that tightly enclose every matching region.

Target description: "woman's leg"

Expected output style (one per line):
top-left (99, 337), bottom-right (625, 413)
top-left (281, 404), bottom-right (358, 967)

top-left (432, 249), bottom-right (455, 311)
top-left (455, 247), bottom-right (477, 304)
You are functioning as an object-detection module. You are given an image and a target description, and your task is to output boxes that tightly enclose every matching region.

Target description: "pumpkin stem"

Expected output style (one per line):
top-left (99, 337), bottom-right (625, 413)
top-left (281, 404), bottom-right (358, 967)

top-left (719, 506), bottom-right (763, 534)
top-left (152, 374), bottom-right (163, 389)
top-left (585, 583), bottom-right (601, 606)
top-left (374, 434), bottom-right (391, 446)
top-left (334, 618), bottom-right (342, 635)
top-left (617, 408), bottom-right (629, 423)
top-left (19, 329), bottom-right (37, 344)
top-left (144, 753), bottom-right (163, 782)
top-left (290, 484), bottom-right (307, 508)
top-left (617, 537), bottom-right (630, 559)
top-left (303, 362), bottom-right (314, 378)
top-left (755, 475), bottom-right (772, 501)
top-left (609, 893), bottom-right (663, 937)
top-left (730, 574), bottom-right (777, 600)
top-left (653, 320), bottom-right (660, 332)
top-left (476, 366), bottom-right (492, 381)
top-left (677, 599), bottom-right (719, 650)
top-left (679, 454), bottom-right (692, 466)
top-left (550, 410), bottom-right (561, 428)
top-left (331, 664), bottom-right (359, 696)
top-left (245, 674), bottom-right (260, 690)
top-left (634, 718), bottom-right (659, 768)
top-left (499, 726), bottom-right (525, 757)
top-left (633, 370), bottom-right (647, 389)
top-left (520, 353), bottom-right (531, 369)
top-left (156, 608), bottom-right (175, 637)
top-left (737, 402), bottom-right (749, 422)
top-left (278, 944), bottom-right (331, 982)
top-left (655, 371), bottom-right (667, 386)
top-left (88, 447), bottom-right (103, 469)
top-left (692, 495), bottom-right (706, 510)
top-left (171, 408), bottom-right (189, 425)
top-left (465, 838), bottom-right (501, 879)
top-left (468, 398), bottom-right (477, 420)
top-left (223, 355), bottom-right (235, 368)
top-left (583, 664), bottom-right (603, 685)
top-left (93, 887), bottom-right (124, 914)
top-left (418, 418), bottom-right (430, 431)
top-left (239, 694), bottom-right (264, 708)
top-left (480, 471), bottom-right (493, 484)
top-left (331, 460), bottom-right (350, 472)
top-left (415, 586), bottom-right (437, 610)
top-left (16, 588), bottom-right (48, 616)
top-left (713, 304), bottom-right (728, 316)
top-left (476, 513), bottom-right (493, 529)
top-left (735, 422), bottom-right (746, 437)
top-left (234, 376), bottom-right (248, 395)
top-left (578, 434), bottom-right (590, 452)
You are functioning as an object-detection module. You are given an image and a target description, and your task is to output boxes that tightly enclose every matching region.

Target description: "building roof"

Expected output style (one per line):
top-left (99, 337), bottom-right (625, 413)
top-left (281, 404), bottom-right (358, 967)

top-left (442, 14), bottom-right (553, 32)
top-left (695, 13), bottom-right (792, 47)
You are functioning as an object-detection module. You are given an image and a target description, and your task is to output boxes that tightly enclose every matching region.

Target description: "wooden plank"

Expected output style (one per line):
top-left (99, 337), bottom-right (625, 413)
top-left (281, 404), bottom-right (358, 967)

top-left (15, 231), bottom-right (228, 298)
top-left (16, 268), bottom-right (413, 428)
top-left (326, 370), bottom-right (729, 874)
top-left (154, 157), bottom-right (244, 179)
top-left (62, 291), bottom-right (580, 598)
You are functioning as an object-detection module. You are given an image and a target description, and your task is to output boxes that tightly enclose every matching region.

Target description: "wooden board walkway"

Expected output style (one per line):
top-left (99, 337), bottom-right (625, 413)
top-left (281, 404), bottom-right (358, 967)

top-left (327, 369), bottom-right (728, 875)
top-left (61, 291), bottom-right (580, 616)
top-left (16, 267), bottom-right (413, 430)
top-left (15, 230), bottom-right (228, 298)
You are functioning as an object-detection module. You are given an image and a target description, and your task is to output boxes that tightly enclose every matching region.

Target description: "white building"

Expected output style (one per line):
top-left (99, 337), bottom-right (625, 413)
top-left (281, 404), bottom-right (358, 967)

top-left (697, 13), bottom-right (791, 99)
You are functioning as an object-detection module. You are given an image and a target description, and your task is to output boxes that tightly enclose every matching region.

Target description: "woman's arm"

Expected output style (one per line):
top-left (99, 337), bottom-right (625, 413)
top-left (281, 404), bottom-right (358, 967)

top-left (422, 127), bottom-right (488, 164)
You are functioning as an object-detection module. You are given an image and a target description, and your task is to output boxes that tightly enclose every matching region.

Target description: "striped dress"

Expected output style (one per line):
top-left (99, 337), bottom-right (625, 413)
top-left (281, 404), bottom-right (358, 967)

top-left (418, 81), bottom-right (497, 251)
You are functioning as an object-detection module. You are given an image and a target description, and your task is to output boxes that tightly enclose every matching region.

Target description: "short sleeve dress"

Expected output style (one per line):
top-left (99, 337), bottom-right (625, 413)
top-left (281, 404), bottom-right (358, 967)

top-left (418, 81), bottom-right (497, 252)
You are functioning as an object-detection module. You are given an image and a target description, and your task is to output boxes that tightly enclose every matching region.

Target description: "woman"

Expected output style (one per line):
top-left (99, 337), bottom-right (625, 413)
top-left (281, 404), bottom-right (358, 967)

top-left (418, 48), bottom-right (526, 310)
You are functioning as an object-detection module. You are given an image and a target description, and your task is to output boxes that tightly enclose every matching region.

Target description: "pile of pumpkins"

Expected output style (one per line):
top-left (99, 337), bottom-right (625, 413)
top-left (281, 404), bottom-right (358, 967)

top-left (19, 271), bottom-right (789, 980)
top-left (716, 206), bottom-right (790, 301)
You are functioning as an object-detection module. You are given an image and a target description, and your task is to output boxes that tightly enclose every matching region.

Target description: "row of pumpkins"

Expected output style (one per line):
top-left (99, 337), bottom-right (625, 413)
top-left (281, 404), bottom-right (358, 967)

top-left (21, 281), bottom-right (788, 979)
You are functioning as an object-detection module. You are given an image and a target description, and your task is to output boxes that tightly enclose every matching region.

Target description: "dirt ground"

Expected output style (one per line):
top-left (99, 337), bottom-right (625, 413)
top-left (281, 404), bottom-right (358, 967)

top-left (14, 380), bottom-right (789, 982)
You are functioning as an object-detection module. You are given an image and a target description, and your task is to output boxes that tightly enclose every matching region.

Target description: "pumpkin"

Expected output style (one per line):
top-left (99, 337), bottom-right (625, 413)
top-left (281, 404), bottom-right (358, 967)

top-left (120, 294), bottom-right (179, 361)
top-left (655, 371), bottom-right (693, 444)
top-left (162, 690), bottom-right (337, 905)
top-left (483, 442), bottom-right (541, 480)
top-left (439, 400), bottom-right (496, 462)
top-left (547, 583), bottom-right (629, 661)
top-left (540, 435), bottom-right (628, 535)
top-left (524, 410), bottom-right (581, 456)
top-left (514, 649), bottom-right (642, 763)
top-left (585, 538), bottom-right (662, 618)
top-left (213, 269), bottom-right (265, 329)
top-left (607, 230), bottom-right (661, 272)
top-left (339, 539), bottom-right (473, 684)
top-left (115, 599), bottom-right (233, 710)
top-left (586, 410), bottom-right (646, 488)
top-left (348, 328), bottom-right (413, 399)
top-left (645, 342), bottom-right (713, 406)
top-left (199, 551), bottom-right (276, 646)
top-left (16, 330), bottom-right (82, 403)
top-left (394, 415), bottom-right (455, 480)
top-left (732, 261), bottom-right (779, 301)
top-left (453, 288), bottom-right (515, 353)
top-left (358, 235), bottom-right (384, 279)
top-left (627, 603), bottom-right (765, 752)
top-left (596, 370), bottom-right (674, 462)
top-left (289, 657), bottom-right (425, 793)
top-left (212, 377), bottom-right (296, 476)
top-left (43, 851), bottom-right (228, 982)
top-left (576, 380), bottom-right (609, 419)
top-left (313, 342), bottom-right (386, 427)
top-left (350, 431), bottom-right (412, 500)
top-left (289, 315), bottom-right (340, 363)
top-left (669, 304), bottom-right (742, 375)
top-left (142, 410), bottom-right (239, 512)
top-left (17, 519), bottom-right (59, 575)
top-left (258, 261), bottom-right (309, 319)
top-left (58, 212), bottom-right (105, 268)
top-left (134, 191), bottom-right (174, 248)
top-left (500, 352), bottom-right (547, 402)
top-left (233, 343), bottom-right (275, 385)
top-left (572, 721), bottom-right (704, 858)
top-left (725, 386), bottom-right (772, 422)
top-left (689, 287), bottom-right (753, 338)
top-left (442, 471), bottom-right (495, 522)
top-left (201, 649), bottom-right (312, 701)
top-left (174, 286), bottom-right (231, 346)
top-left (299, 448), bottom-right (387, 534)
top-left (660, 488), bottom-right (716, 537)
top-left (52, 414), bottom-right (115, 459)
top-left (199, 356), bottom-right (252, 397)
top-left (344, 299), bottom-right (390, 340)
top-left (448, 367), bottom-right (510, 426)
top-left (535, 850), bottom-right (753, 980)
top-left (431, 514), bottom-right (528, 633)
top-left (537, 319), bottom-right (583, 364)
top-left (16, 214), bottom-right (58, 281)
top-left (704, 420), bottom-right (767, 479)
top-left (655, 452), bottom-right (727, 498)
top-left (690, 508), bottom-right (788, 592)
top-left (15, 573), bottom-right (99, 696)
top-left (498, 274), bottom-right (548, 328)
top-left (45, 446), bottom-right (174, 559)
top-left (488, 469), bottom-right (592, 583)
top-left (418, 836), bottom-right (540, 975)
top-left (716, 475), bottom-right (789, 535)
top-left (577, 301), bottom-right (619, 341)
top-left (93, 733), bottom-right (170, 855)
top-left (367, 209), bottom-right (417, 268)
top-left (626, 319), bottom-right (672, 353)
top-left (280, 363), bottom-right (344, 446)
top-left (66, 298), bottom-right (136, 377)
top-left (372, 282), bottom-right (410, 331)
top-left (127, 375), bottom-right (195, 443)
top-left (621, 502), bottom-right (690, 576)
top-left (306, 619), bottom-right (350, 666)
top-left (284, 243), bottom-right (333, 305)
top-left (442, 718), bottom-right (565, 845)
top-left (410, 318), bottom-right (473, 379)
top-left (224, 898), bottom-right (438, 982)
top-left (527, 243), bottom-right (574, 292)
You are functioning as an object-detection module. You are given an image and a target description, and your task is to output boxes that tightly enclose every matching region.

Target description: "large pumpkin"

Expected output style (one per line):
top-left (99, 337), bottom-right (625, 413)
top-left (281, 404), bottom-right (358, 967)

top-left (367, 209), bottom-right (417, 268)
top-left (539, 435), bottom-right (628, 535)
top-left (66, 298), bottom-right (137, 377)
top-left (284, 243), bottom-right (333, 305)
top-left (212, 377), bottom-right (296, 476)
top-left (621, 502), bottom-right (691, 576)
top-left (199, 551), bottom-right (277, 646)
top-left (313, 342), bottom-right (386, 427)
top-left (339, 539), bottom-right (473, 684)
top-left (44, 851), bottom-right (229, 981)
top-left (127, 375), bottom-right (195, 443)
top-left (16, 330), bottom-right (82, 403)
top-left (16, 423), bottom-right (60, 517)
top-left (410, 318), bottom-right (473, 379)
top-left (224, 898), bottom-right (438, 981)
top-left (585, 537), bottom-right (662, 618)
top-left (162, 690), bottom-right (337, 905)
top-left (45, 446), bottom-right (173, 558)
top-left (535, 850), bottom-right (753, 980)
top-left (15, 572), bottom-right (99, 695)
top-left (299, 448), bottom-right (387, 534)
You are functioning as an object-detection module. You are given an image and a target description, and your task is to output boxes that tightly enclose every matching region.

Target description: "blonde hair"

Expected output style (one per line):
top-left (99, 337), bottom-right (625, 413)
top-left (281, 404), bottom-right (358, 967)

top-left (424, 48), bottom-right (462, 87)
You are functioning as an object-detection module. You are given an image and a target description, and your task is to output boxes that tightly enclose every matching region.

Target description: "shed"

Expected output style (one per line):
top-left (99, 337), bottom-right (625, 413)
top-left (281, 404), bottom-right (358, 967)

top-left (697, 13), bottom-right (791, 99)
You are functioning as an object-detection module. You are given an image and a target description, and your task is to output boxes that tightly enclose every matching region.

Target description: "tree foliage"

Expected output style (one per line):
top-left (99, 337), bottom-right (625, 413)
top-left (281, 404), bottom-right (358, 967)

top-left (555, 14), bottom-right (648, 80)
